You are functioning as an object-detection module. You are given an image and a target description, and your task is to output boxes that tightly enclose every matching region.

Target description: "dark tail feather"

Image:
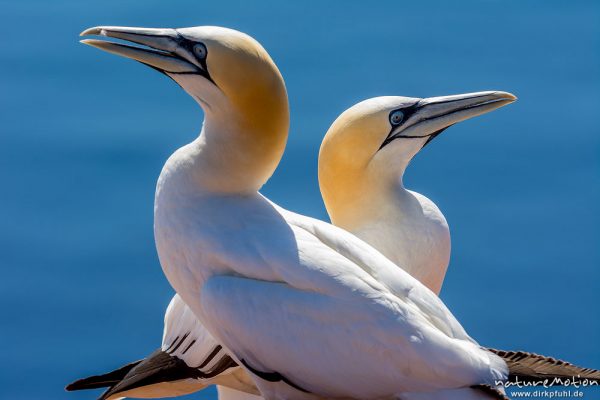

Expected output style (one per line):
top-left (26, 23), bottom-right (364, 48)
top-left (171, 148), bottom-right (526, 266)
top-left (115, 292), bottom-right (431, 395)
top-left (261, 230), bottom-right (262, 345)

top-left (99, 349), bottom-right (201, 400)
top-left (489, 348), bottom-right (600, 384)
top-left (99, 347), bottom-right (238, 400)
top-left (65, 360), bottom-right (142, 391)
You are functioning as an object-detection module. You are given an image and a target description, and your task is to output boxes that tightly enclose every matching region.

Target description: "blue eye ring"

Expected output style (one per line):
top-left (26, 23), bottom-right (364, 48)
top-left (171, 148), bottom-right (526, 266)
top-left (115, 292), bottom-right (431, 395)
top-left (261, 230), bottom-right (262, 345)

top-left (193, 43), bottom-right (207, 59)
top-left (390, 110), bottom-right (404, 126)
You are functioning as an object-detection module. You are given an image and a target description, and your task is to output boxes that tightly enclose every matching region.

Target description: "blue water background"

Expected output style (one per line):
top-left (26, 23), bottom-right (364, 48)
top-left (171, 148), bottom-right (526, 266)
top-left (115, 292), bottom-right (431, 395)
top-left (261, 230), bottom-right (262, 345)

top-left (1, 1), bottom-right (598, 398)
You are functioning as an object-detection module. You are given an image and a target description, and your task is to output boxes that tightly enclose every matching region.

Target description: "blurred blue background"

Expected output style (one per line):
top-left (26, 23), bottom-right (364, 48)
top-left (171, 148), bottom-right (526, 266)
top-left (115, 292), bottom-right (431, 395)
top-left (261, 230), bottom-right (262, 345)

top-left (1, 1), bottom-right (598, 398)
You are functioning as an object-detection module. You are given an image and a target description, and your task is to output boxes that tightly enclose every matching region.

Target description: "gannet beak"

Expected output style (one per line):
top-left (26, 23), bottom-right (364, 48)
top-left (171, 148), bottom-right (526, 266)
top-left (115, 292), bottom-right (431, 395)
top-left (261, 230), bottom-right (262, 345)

top-left (381, 91), bottom-right (517, 149)
top-left (79, 26), bottom-right (202, 75)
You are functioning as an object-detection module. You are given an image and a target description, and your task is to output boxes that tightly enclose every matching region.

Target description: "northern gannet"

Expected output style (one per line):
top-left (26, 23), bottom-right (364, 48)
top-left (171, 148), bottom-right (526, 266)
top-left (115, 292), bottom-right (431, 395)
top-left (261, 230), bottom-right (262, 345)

top-left (76, 25), bottom-right (600, 400)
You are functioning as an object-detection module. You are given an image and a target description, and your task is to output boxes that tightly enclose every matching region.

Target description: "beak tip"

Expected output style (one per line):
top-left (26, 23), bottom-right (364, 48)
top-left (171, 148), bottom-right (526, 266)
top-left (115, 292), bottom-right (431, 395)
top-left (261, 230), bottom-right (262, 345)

top-left (495, 91), bottom-right (517, 103)
top-left (79, 39), bottom-right (107, 51)
top-left (79, 27), bottom-right (103, 37)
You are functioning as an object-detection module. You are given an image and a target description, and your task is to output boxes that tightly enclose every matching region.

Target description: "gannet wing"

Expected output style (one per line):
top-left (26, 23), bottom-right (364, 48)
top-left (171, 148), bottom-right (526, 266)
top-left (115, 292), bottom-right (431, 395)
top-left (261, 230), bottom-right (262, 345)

top-left (284, 209), bottom-right (470, 339)
top-left (199, 260), bottom-right (506, 399)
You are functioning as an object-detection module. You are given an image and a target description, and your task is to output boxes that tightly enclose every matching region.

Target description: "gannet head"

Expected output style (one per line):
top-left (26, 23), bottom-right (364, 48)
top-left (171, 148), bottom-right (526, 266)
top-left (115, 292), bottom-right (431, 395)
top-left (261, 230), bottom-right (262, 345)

top-left (80, 26), bottom-right (289, 193)
top-left (319, 92), bottom-right (516, 227)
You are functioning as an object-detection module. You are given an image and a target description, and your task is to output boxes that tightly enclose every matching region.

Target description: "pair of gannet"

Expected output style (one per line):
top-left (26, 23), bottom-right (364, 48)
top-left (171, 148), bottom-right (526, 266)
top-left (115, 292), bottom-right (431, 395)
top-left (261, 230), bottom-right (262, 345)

top-left (68, 25), bottom-right (600, 400)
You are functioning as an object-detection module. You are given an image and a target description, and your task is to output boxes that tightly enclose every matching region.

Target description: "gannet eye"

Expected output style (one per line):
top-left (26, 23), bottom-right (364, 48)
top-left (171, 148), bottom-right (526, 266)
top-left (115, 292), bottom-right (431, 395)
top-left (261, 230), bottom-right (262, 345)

top-left (390, 110), bottom-right (404, 126)
top-left (193, 43), bottom-right (207, 59)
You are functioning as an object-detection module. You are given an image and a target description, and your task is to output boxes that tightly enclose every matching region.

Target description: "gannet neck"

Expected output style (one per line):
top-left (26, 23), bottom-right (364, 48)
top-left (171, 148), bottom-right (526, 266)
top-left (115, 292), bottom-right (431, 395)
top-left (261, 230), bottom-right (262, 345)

top-left (319, 141), bottom-right (410, 234)
top-left (320, 169), bottom-right (397, 232)
top-left (349, 187), bottom-right (451, 294)
top-left (162, 95), bottom-right (289, 196)
top-left (166, 37), bottom-right (289, 195)
top-left (320, 160), bottom-right (451, 295)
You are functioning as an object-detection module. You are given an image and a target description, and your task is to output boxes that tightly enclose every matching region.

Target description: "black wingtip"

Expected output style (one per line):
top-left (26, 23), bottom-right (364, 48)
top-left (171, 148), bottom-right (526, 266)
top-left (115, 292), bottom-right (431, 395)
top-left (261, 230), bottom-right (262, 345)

top-left (65, 359), bottom-right (143, 391)
top-left (99, 349), bottom-right (200, 399)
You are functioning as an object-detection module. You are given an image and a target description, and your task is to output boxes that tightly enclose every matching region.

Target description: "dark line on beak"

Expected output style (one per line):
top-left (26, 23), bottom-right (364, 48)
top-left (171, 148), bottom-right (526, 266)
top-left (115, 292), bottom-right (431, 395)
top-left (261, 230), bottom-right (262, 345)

top-left (420, 92), bottom-right (493, 107)
top-left (93, 31), bottom-right (215, 84)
